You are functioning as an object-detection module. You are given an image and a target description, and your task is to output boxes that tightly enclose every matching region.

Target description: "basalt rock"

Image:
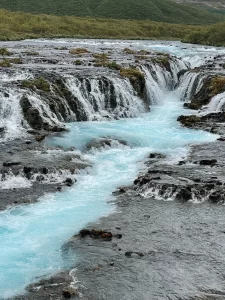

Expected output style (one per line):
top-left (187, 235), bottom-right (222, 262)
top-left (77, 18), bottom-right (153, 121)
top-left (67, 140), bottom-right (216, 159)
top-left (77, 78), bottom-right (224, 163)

top-left (149, 153), bottom-right (166, 159)
top-left (85, 137), bottom-right (128, 151)
top-left (199, 159), bottom-right (217, 166)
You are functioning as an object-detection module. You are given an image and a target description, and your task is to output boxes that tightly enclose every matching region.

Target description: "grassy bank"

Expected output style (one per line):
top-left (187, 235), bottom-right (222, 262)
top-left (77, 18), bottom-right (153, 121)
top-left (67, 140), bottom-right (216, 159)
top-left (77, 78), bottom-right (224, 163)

top-left (184, 23), bottom-right (225, 46)
top-left (0, 9), bottom-right (204, 41)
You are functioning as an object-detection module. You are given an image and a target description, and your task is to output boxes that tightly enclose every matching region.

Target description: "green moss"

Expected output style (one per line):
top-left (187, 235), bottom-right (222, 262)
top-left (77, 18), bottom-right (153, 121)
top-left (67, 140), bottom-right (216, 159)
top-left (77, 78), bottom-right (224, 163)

top-left (21, 77), bottom-right (50, 92)
top-left (0, 47), bottom-right (12, 56)
top-left (106, 61), bottom-right (121, 70)
top-left (120, 67), bottom-right (144, 81)
top-left (74, 59), bottom-right (83, 65)
top-left (69, 48), bottom-right (90, 55)
top-left (138, 50), bottom-right (150, 55)
top-left (124, 48), bottom-right (136, 54)
top-left (209, 77), bottom-right (225, 96)
top-left (120, 67), bottom-right (145, 97)
top-left (0, 59), bottom-right (12, 67)
top-left (178, 115), bottom-right (202, 127)
top-left (93, 53), bottom-right (109, 60)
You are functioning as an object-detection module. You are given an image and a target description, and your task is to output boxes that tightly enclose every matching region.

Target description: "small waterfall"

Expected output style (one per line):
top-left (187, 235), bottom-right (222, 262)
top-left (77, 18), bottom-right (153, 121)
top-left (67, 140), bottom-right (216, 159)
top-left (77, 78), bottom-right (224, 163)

top-left (142, 57), bottom-right (187, 104)
top-left (175, 71), bottom-right (206, 102)
top-left (201, 92), bottom-right (225, 113)
top-left (0, 89), bottom-right (27, 142)
top-left (65, 76), bottom-right (146, 121)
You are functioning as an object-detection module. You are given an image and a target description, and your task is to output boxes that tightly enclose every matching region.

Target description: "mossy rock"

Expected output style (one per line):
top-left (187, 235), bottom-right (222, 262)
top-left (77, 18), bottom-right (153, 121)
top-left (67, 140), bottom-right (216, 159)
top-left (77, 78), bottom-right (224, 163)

top-left (209, 76), bottom-right (225, 97)
top-left (124, 48), bottom-right (136, 54)
top-left (120, 67), bottom-right (145, 98)
top-left (74, 59), bottom-right (83, 65)
top-left (152, 55), bottom-right (171, 71)
top-left (177, 115), bottom-right (202, 127)
top-left (21, 77), bottom-right (50, 92)
top-left (0, 48), bottom-right (13, 56)
top-left (93, 53), bottom-right (109, 60)
top-left (69, 48), bottom-right (90, 55)
top-left (0, 59), bottom-right (12, 67)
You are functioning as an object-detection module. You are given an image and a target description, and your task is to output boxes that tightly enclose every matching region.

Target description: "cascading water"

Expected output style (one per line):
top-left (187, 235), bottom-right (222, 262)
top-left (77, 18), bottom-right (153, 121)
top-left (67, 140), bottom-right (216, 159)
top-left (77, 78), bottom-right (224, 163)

top-left (65, 76), bottom-right (146, 121)
top-left (0, 40), bottom-right (224, 299)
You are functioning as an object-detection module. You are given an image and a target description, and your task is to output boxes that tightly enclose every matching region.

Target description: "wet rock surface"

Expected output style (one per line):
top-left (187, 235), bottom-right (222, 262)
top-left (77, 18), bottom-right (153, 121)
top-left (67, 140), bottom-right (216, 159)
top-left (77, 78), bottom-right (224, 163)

top-left (0, 137), bottom-right (90, 210)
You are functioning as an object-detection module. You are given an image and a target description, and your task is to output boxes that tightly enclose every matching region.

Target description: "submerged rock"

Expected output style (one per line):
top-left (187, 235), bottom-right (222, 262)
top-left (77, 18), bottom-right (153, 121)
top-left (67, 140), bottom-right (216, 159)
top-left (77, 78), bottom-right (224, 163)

top-left (85, 137), bottom-right (128, 151)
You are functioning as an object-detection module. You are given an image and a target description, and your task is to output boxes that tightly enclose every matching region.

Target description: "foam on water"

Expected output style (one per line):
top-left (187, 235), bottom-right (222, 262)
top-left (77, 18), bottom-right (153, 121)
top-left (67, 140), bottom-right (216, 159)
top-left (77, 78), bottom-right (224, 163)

top-left (0, 90), bottom-right (217, 298)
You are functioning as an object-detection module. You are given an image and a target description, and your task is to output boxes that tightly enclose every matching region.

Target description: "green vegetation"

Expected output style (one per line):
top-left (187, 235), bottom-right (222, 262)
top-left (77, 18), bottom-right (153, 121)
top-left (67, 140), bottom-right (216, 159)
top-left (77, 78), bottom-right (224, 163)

top-left (124, 48), bottom-right (136, 54)
top-left (0, 57), bottom-right (22, 67)
top-left (0, 47), bottom-right (13, 56)
top-left (74, 59), bottom-right (83, 65)
top-left (21, 77), bottom-right (50, 92)
top-left (209, 76), bottom-right (225, 96)
top-left (93, 53), bottom-right (109, 60)
top-left (69, 48), bottom-right (90, 54)
top-left (120, 67), bottom-right (144, 81)
top-left (0, 9), bottom-right (204, 41)
top-left (0, 9), bottom-right (224, 47)
top-left (0, 0), bottom-right (224, 24)
top-left (184, 23), bottom-right (225, 46)
top-left (0, 59), bottom-right (12, 67)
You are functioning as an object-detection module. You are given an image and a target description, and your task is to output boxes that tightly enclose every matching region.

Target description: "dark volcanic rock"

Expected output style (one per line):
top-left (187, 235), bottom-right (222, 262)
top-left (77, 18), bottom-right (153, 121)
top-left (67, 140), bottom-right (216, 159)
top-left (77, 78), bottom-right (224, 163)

top-left (85, 137), bottom-right (128, 151)
top-left (199, 159), bottom-right (217, 166)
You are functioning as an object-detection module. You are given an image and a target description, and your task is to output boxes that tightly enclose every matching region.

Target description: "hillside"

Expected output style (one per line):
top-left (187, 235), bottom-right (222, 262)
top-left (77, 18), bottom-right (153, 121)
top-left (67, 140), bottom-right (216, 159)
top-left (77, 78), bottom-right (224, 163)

top-left (184, 22), bottom-right (225, 46)
top-left (0, 0), bottom-right (224, 25)
top-left (0, 9), bottom-right (202, 41)
top-left (172, 0), bottom-right (225, 9)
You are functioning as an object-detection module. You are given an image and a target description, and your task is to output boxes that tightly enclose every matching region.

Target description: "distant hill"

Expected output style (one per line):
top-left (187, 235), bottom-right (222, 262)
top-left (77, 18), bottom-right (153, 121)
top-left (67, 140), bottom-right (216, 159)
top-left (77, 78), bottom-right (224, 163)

top-left (0, 0), bottom-right (224, 25)
top-left (172, 0), bottom-right (225, 9)
top-left (171, 0), bottom-right (225, 16)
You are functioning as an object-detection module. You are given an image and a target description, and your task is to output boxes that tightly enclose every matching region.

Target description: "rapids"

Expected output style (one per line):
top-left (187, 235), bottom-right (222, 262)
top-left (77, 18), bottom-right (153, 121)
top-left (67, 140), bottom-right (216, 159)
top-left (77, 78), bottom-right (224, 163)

top-left (0, 40), bottom-right (224, 298)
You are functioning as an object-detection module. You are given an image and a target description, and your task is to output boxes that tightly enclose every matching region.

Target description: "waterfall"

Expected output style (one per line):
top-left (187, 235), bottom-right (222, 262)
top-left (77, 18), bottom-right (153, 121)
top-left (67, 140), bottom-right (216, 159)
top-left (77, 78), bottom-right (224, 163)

top-left (175, 71), bottom-right (206, 102)
top-left (142, 57), bottom-right (187, 104)
top-left (201, 92), bottom-right (225, 113)
top-left (0, 89), bottom-right (27, 142)
top-left (65, 76), bottom-right (146, 121)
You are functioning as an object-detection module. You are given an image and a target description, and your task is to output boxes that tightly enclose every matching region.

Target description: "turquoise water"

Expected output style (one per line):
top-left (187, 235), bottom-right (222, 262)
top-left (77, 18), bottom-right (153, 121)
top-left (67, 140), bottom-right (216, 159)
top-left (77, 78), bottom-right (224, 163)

top-left (0, 92), bottom-right (217, 298)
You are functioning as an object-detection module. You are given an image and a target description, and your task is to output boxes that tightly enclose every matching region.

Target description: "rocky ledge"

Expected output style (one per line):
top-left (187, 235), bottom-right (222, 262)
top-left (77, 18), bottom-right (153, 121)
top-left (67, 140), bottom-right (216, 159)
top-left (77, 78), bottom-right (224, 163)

top-left (0, 136), bottom-right (90, 210)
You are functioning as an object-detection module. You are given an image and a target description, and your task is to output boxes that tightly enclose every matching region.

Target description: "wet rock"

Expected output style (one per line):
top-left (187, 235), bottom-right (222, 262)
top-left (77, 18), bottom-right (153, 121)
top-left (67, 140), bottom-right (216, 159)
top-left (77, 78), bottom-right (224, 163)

top-left (217, 137), bottom-right (225, 141)
top-left (115, 234), bottom-right (122, 239)
top-left (125, 251), bottom-right (133, 257)
top-left (64, 178), bottom-right (74, 187)
top-left (85, 137), bottom-right (128, 151)
top-left (62, 287), bottom-right (78, 298)
top-left (35, 134), bottom-right (46, 142)
top-left (101, 232), bottom-right (113, 240)
top-left (149, 153), bottom-right (166, 159)
top-left (79, 228), bottom-right (113, 240)
top-left (176, 188), bottom-right (192, 201)
top-left (3, 161), bottom-right (21, 167)
top-left (199, 159), bottom-right (217, 166)
top-left (209, 191), bottom-right (224, 203)
top-left (177, 115), bottom-right (202, 128)
top-left (0, 127), bottom-right (5, 133)
top-left (79, 229), bottom-right (91, 237)
top-left (134, 175), bottom-right (160, 186)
